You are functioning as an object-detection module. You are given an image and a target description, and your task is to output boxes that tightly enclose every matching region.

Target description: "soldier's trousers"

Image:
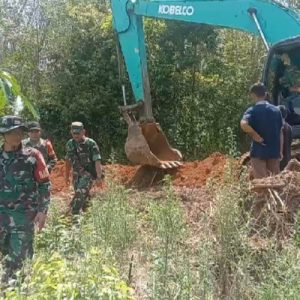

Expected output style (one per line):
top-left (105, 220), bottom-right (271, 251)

top-left (0, 210), bottom-right (35, 282)
top-left (71, 174), bottom-right (93, 214)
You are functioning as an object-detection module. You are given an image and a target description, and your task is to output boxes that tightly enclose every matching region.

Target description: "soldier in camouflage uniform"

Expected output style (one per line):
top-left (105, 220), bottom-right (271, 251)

top-left (22, 121), bottom-right (57, 173)
top-left (279, 53), bottom-right (300, 123)
top-left (0, 116), bottom-right (50, 282)
top-left (65, 122), bottom-right (102, 215)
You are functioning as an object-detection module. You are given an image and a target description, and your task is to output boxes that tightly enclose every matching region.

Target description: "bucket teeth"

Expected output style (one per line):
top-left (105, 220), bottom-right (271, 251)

top-left (160, 164), bottom-right (168, 169)
top-left (167, 162), bottom-right (178, 168)
top-left (161, 162), bottom-right (172, 169)
top-left (159, 161), bottom-right (183, 169)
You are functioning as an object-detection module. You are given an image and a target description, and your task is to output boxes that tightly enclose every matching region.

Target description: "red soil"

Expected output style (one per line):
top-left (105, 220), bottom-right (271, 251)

top-left (50, 153), bottom-right (227, 195)
top-left (169, 152), bottom-right (226, 187)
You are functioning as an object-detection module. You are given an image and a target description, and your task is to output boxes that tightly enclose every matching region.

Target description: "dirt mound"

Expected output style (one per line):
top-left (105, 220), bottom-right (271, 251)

top-left (125, 152), bottom-right (227, 189)
top-left (170, 152), bottom-right (226, 187)
top-left (105, 164), bottom-right (138, 184)
top-left (50, 153), bottom-right (227, 195)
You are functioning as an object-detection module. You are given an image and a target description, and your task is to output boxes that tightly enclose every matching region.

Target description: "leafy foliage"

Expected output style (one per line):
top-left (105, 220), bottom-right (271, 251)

top-left (0, 71), bottom-right (38, 118)
top-left (3, 186), bottom-right (135, 299)
top-left (5, 250), bottom-right (133, 299)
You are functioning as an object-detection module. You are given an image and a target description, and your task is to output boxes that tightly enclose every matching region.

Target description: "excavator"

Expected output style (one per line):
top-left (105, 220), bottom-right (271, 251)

top-left (111, 0), bottom-right (300, 169)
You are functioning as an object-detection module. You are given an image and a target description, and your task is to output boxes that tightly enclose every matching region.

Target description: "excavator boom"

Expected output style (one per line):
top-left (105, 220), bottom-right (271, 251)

top-left (111, 0), bottom-right (300, 168)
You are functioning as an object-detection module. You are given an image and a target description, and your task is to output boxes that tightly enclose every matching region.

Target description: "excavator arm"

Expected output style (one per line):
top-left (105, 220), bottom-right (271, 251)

top-left (111, 0), bottom-right (300, 168)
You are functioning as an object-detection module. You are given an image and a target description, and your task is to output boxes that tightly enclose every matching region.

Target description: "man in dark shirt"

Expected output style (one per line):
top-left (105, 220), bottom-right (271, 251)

top-left (278, 105), bottom-right (292, 170)
top-left (240, 83), bottom-right (283, 178)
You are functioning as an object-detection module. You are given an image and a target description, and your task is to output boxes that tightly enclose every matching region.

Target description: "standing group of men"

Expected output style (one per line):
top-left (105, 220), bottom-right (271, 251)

top-left (0, 116), bottom-right (102, 283)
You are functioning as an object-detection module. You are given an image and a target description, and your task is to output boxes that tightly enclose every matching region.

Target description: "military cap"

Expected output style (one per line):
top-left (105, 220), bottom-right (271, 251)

top-left (71, 121), bottom-right (84, 133)
top-left (0, 115), bottom-right (27, 134)
top-left (27, 121), bottom-right (41, 131)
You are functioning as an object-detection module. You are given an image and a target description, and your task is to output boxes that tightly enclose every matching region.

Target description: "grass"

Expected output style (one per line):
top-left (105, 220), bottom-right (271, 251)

top-left (2, 167), bottom-right (300, 299)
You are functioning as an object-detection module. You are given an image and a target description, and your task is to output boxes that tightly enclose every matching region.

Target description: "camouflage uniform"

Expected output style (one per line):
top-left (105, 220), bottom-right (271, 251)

top-left (22, 122), bottom-right (57, 173)
top-left (23, 138), bottom-right (57, 173)
top-left (0, 116), bottom-right (51, 281)
top-left (66, 137), bottom-right (101, 214)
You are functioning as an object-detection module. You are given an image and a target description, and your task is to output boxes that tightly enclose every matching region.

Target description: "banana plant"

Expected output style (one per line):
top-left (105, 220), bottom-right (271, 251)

top-left (0, 71), bottom-right (39, 118)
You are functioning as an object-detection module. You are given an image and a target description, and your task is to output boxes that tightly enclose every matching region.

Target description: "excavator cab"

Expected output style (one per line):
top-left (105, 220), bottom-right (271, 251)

top-left (263, 36), bottom-right (300, 138)
top-left (240, 37), bottom-right (300, 167)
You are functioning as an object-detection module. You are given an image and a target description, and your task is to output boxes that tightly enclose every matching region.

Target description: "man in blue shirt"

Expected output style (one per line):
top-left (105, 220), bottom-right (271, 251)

top-left (240, 83), bottom-right (283, 178)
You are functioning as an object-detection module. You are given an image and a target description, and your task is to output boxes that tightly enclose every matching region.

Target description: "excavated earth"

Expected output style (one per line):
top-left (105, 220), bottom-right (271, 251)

top-left (50, 152), bottom-right (227, 196)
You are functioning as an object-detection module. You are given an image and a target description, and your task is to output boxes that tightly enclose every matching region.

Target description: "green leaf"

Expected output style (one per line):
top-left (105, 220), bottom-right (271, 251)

top-left (0, 71), bottom-right (39, 118)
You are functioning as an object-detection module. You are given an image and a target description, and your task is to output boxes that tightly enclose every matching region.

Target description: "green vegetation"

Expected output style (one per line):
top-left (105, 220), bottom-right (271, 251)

top-left (2, 171), bottom-right (300, 299)
top-left (0, 0), bottom-right (265, 159)
top-left (0, 71), bottom-right (38, 117)
top-left (2, 1), bottom-right (299, 160)
top-left (3, 185), bottom-right (135, 299)
top-left (1, 0), bottom-right (300, 298)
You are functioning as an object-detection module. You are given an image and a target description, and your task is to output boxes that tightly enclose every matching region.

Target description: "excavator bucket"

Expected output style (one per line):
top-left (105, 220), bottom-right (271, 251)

top-left (125, 122), bottom-right (182, 169)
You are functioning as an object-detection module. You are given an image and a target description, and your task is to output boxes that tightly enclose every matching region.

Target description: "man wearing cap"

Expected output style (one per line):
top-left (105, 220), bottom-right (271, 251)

top-left (65, 121), bottom-right (102, 214)
top-left (0, 115), bottom-right (51, 282)
top-left (23, 121), bottom-right (57, 173)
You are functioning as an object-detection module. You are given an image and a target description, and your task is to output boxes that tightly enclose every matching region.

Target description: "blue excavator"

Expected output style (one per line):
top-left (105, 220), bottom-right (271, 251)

top-left (111, 0), bottom-right (300, 169)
